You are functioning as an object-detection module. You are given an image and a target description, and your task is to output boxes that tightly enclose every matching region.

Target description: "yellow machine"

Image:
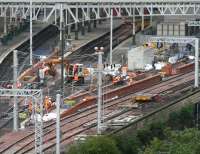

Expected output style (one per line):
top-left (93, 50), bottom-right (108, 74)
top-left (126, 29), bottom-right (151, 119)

top-left (134, 95), bottom-right (153, 102)
top-left (132, 94), bottom-right (156, 103)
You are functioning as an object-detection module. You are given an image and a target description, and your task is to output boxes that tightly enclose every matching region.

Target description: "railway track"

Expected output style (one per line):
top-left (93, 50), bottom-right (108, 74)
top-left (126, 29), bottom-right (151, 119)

top-left (0, 20), bottom-right (142, 132)
top-left (0, 70), bottom-right (196, 153)
top-left (68, 20), bottom-right (149, 64)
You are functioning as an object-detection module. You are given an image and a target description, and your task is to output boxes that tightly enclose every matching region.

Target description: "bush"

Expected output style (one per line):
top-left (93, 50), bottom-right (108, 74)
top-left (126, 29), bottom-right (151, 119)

top-left (113, 134), bottom-right (141, 154)
top-left (168, 105), bottom-right (194, 130)
top-left (68, 136), bottom-right (121, 154)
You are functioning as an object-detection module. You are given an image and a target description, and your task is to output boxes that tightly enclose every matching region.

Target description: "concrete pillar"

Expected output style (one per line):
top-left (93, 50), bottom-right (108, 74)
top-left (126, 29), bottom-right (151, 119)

top-left (4, 15), bottom-right (7, 34)
top-left (110, 8), bottom-right (113, 65)
top-left (94, 20), bottom-right (97, 28)
top-left (99, 19), bottom-right (102, 24)
top-left (56, 94), bottom-right (61, 154)
top-left (67, 10), bottom-right (71, 39)
top-left (150, 16), bottom-right (153, 26)
top-left (142, 14), bottom-right (144, 31)
top-left (75, 24), bottom-right (79, 40)
top-left (75, 5), bottom-right (79, 40)
top-left (195, 38), bottom-right (199, 88)
top-left (81, 21), bottom-right (85, 35)
top-left (13, 50), bottom-right (18, 132)
top-left (88, 21), bottom-right (92, 32)
top-left (132, 8), bottom-right (136, 45)
top-left (87, 5), bottom-right (91, 32)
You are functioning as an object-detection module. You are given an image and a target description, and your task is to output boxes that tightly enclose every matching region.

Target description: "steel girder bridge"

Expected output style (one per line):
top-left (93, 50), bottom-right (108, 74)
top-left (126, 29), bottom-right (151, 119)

top-left (0, 0), bottom-right (200, 25)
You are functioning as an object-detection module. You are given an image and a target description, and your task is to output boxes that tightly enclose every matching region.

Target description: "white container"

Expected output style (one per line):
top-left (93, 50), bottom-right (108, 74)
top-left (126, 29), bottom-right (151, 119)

top-left (128, 46), bottom-right (155, 71)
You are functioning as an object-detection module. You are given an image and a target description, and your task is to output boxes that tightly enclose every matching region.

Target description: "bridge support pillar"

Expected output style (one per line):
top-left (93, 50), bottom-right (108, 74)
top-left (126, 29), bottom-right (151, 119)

top-left (75, 5), bottom-right (79, 40)
top-left (99, 19), bottom-right (102, 24)
top-left (141, 7), bottom-right (144, 31)
top-left (4, 15), bottom-right (7, 34)
top-left (81, 23), bottom-right (85, 35)
top-left (88, 21), bottom-right (92, 32)
top-left (75, 23), bottom-right (79, 40)
top-left (132, 9), bottom-right (136, 45)
top-left (195, 38), bottom-right (199, 88)
top-left (94, 20), bottom-right (97, 28)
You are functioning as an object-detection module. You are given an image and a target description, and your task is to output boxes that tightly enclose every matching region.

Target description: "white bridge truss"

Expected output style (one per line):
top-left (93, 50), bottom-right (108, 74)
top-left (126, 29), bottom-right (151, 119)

top-left (0, 88), bottom-right (43, 154)
top-left (0, 1), bottom-right (200, 24)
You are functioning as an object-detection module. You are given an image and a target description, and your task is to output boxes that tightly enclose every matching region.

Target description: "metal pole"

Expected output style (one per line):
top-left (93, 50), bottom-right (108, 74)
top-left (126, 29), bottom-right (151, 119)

top-left (150, 15), bottom-right (153, 26)
top-left (141, 7), bottom-right (144, 31)
top-left (110, 8), bottom-right (113, 65)
top-left (67, 10), bottom-right (71, 38)
top-left (4, 14), bottom-right (7, 34)
top-left (13, 50), bottom-right (18, 131)
top-left (75, 4), bottom-right (79, 40)
top-left (55, 9), bottom-right (57, 25)
top-left (195, 38), bottom-right (199, 88)
top-left (96, 50), bottom-right (103, 134)
top-left (30, 0), bottom-right (33, 66)
top-left (60, 4), bottom-right (65, 97)
top-left (132, 8), bottom-right (136, 44)
top-left (197, 103), bottom-right (199, 128)
top-left (56, 94), bottom-right (61, 154)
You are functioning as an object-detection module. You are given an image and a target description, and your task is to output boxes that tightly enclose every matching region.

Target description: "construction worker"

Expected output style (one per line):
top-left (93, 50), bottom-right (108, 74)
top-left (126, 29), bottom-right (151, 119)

top-left (74, 73), bottom-right (79, 81)
top-left (28, 102), bottom-right (32, 114)
top-left (44, 96), bottom-right (50, 113)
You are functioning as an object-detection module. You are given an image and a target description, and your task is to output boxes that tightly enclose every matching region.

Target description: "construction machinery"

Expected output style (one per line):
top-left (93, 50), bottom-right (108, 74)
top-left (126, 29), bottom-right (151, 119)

top-left (42, 59), bottom-right (87, 84)
top-left (65, 64), bottom-right (85, 84)
top-left (132, 94), bottom-right (158, 103)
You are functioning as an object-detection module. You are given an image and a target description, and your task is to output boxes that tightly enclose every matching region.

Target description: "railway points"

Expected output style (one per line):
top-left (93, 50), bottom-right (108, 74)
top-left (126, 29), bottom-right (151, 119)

top-left (0, 0), bottom-right (200, 154)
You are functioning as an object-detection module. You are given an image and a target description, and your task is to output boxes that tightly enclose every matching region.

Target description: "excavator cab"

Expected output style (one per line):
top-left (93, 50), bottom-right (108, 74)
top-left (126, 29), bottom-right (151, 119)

top-left (65, 64), bottom-right (84, 84)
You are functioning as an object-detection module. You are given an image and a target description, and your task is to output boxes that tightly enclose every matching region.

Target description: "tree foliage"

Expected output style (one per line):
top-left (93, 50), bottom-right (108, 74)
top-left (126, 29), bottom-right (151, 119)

top-left (143, 128), bottom-right (200, 154)
top-left (68, 136), bottom-right (121, 154)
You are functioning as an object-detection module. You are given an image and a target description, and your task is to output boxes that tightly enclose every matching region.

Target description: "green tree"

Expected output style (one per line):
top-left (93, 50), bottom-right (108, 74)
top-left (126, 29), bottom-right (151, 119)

top-left (168, 105), bottom-right (194, 130)
top-left (68, 136), bottom-right (121, 154)
top-left (113, 134), bottom-right (141, 154)
top-left (143, 128), bottom-right (200, 154)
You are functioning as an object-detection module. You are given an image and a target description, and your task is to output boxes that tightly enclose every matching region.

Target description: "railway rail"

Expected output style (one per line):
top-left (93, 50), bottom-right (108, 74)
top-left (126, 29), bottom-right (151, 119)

top-left (0, 69), bottom-right (196, 153)
top-left (0, 19), bottom-right (145, 135)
